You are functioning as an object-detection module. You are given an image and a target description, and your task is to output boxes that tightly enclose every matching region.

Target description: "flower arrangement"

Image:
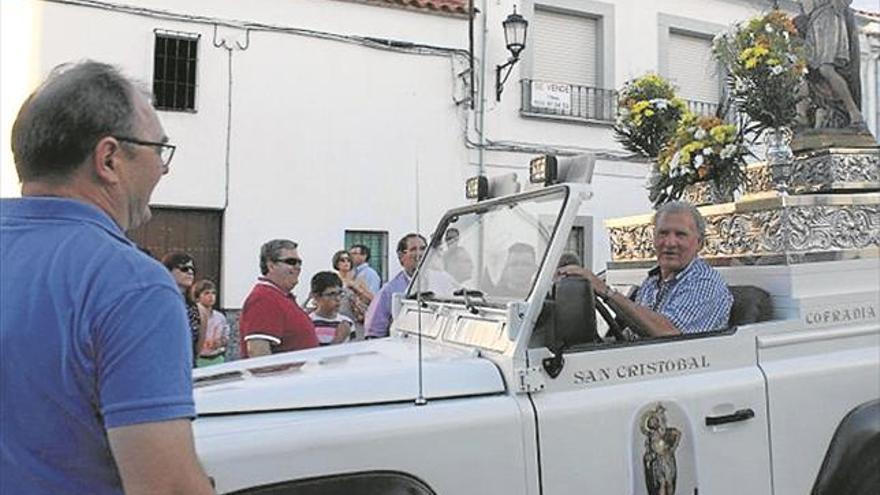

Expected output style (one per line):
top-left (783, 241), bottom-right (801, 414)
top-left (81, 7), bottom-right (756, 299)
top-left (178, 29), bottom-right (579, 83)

top-left (648, 113), bottom-right (748, 207)
top-left (614, 74), bottom-right (688, 159)
top-left (713, 10), bottom-right (806, 135)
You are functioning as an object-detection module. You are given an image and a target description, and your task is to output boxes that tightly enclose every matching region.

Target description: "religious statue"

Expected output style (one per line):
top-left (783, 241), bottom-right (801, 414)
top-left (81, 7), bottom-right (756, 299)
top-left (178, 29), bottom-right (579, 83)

top-left (641, 404), bottom-right (681, 495)
top-left (795, 0), bottom-right (866, 131)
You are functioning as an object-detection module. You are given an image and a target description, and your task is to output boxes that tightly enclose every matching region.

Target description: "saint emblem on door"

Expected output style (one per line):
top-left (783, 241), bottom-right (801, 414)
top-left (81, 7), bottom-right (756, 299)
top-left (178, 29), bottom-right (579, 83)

top-left (640, 404), bottom-right (681, 495)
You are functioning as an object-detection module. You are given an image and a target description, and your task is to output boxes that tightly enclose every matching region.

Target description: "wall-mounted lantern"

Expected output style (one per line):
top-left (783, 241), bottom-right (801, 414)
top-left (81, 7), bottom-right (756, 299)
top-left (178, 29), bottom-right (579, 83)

top-left (495, 6), bottom-right (528, 102)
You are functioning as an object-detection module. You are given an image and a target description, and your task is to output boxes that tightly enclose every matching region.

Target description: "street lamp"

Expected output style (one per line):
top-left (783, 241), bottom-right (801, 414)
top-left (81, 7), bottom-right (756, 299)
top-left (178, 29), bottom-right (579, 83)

top-left (495, 6), bottom-right (528, 102)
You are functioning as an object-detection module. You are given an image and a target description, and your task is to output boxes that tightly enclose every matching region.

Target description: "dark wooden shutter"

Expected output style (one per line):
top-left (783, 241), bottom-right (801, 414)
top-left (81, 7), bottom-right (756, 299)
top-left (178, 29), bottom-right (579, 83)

top-left (127, 207), bottom-right (223, 305)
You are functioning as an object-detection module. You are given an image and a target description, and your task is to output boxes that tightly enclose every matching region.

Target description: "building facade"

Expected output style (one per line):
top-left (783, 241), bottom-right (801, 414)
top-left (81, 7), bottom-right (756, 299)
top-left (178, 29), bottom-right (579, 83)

top-left (1, 0), bottom-right (877, 307)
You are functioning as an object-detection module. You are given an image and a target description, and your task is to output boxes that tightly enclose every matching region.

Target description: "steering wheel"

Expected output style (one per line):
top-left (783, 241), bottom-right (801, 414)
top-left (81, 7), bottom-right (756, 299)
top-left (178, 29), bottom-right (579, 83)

top-left (595, 294), bottom-right (627, 341)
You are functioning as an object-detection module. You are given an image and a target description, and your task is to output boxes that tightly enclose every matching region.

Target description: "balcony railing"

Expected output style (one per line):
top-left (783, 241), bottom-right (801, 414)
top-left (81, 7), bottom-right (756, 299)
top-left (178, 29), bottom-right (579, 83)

top-left (520, 78), bottom-right (725, 125)
top-left (685, 99), bottom-right (720, 118)
top-left (521, 79), bottom-right (617, 123)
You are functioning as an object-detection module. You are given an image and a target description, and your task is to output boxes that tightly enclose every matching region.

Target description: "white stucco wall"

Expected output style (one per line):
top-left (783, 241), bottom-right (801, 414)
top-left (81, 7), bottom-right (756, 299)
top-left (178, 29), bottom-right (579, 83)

top-left (3, 0), bottom-right (471, 305)
top-left (2, 0), bottom-right (877, 307)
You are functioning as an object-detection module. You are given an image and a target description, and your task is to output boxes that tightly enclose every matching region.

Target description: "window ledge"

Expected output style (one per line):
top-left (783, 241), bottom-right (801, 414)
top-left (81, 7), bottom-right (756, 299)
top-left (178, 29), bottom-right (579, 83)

top-left (519, 111), bottom-right (615, 128)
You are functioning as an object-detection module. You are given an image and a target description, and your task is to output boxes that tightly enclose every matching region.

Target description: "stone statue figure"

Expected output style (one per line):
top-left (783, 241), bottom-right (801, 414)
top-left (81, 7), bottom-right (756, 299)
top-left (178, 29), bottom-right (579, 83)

top-left (795, 0), bottom-right (866, 130)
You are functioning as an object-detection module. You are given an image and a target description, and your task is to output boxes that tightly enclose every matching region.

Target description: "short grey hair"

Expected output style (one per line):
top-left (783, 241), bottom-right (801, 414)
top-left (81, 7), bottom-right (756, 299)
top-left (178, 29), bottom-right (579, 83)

top-left (12, 60), bottom-right (144, 181)
top-left (653, 201), bottom-right (706, 242)
top-left (259, 239), bottom-right (298, 275)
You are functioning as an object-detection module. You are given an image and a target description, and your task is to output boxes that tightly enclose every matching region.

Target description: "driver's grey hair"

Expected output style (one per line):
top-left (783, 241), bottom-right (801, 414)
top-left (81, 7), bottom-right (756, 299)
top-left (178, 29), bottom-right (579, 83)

top-left (653, 201), bottom-right (706, 243)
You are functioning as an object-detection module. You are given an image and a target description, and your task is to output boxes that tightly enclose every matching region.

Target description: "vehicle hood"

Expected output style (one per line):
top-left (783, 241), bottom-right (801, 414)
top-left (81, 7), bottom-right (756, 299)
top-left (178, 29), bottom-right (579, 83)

top-left (192, 338), bottom-right (506, 415)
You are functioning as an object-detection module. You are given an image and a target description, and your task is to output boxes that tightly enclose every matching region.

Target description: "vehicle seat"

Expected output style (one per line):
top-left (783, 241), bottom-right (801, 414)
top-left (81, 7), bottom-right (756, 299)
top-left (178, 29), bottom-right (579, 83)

top-left (621, 284), bottom-right (772, 328)
top-left (727, 285), bottom-right (773, 326)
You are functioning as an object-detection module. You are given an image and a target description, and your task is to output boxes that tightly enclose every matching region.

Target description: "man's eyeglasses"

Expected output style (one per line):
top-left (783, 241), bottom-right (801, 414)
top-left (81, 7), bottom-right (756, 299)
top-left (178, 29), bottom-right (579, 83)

top-left (113, 135), bottom-right (176, 169)
top-left (276, 257), bottom-right (303, 267)
top-left (177, 264), bottom-right (195, 274)
top-left (320, 289), bottom-right (343, 298)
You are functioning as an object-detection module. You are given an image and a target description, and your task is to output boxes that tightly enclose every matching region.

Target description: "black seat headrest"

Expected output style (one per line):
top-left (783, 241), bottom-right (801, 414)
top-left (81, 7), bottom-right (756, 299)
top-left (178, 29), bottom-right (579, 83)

top-left (728, 285), bottom-right (773, 326)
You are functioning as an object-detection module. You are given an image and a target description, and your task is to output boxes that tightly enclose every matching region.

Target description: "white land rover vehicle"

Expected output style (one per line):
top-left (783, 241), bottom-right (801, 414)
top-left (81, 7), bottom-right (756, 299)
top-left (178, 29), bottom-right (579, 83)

top-left (193, 161), bottom-right (880, 495)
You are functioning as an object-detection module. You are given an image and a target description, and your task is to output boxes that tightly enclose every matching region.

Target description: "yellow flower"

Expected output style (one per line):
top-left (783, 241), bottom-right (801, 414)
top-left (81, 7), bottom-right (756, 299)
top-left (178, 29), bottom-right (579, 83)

top-left (710, 124), bottom-right (735, 143)
top-left (680, 150), bottom-right (691, 166)
top-left (745, 58), bottom-right (759, 69)
top-left (644, 109), bottom-right (655, 117)
top-left (631, 100), bottom-right (650, 113)
top-left (765, 58), bottom-right (780, 66)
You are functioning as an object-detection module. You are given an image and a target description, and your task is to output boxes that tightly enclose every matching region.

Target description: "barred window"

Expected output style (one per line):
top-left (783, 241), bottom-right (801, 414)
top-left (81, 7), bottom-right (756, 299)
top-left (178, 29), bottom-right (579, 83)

top-left (345, 230), bottom-right (389, 283)
top-left (153, 30), bottom-right (199, 111)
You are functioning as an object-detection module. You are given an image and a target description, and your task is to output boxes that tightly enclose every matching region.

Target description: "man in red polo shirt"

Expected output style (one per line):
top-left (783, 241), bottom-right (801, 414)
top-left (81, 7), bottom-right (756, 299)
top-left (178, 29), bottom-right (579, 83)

top-left (239, 239), bottom-right (319, 358)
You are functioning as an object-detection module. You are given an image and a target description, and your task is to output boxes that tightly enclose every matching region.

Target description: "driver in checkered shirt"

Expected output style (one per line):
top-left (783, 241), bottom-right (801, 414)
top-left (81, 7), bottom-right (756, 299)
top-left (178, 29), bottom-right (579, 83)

top-left (558, 201), bottom-right (732, 336)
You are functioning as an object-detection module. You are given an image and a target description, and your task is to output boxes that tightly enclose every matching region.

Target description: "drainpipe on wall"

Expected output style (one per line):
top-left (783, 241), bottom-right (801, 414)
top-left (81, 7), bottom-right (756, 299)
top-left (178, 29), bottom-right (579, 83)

top-left (476, 0), bottom-right (489, 177)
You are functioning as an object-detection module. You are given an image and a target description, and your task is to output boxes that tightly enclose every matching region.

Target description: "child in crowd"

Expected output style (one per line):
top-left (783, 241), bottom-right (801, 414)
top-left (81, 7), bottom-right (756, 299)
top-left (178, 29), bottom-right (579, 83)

top-left (309, 271), bottom-right (354, 345)
top-left (192, 279), bottom-right (230, 366)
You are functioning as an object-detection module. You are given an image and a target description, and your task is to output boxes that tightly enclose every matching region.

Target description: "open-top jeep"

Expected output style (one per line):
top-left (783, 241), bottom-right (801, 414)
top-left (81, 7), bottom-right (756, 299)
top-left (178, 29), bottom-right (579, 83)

top-left (193, 157), bottom-right (880, 495)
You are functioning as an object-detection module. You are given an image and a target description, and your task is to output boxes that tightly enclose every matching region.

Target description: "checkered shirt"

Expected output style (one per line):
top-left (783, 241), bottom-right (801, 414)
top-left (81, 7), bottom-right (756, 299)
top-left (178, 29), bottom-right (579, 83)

top-left (635, 257), bottom-right (733, 333)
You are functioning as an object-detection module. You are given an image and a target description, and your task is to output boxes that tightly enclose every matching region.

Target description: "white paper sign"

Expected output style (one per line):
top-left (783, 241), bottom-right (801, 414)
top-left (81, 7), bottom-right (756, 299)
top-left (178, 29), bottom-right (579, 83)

top-left (530, 81), bottom-right (571, 112)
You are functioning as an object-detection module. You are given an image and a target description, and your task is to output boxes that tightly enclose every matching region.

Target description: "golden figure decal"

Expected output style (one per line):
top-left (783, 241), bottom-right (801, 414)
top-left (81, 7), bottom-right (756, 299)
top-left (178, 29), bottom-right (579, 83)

top-left (641, 404), bottom-right (681, 495)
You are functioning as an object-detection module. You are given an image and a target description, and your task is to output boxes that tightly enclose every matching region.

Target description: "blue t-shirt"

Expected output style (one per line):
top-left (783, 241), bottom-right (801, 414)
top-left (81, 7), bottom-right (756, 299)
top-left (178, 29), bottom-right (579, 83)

top-left (0, 198), bottom-right (196, 495)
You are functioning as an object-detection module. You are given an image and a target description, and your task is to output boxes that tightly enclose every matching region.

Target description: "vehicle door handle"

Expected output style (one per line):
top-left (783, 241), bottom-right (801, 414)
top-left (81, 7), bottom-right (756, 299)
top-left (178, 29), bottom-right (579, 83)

top-left (705, 408), bottom-right (755, 426)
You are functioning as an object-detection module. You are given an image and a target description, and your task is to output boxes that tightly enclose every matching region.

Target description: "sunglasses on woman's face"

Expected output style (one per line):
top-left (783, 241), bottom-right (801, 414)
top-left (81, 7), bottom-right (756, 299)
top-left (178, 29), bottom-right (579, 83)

top-left (338, 257), bottom-right (351, 263)
top-left (177, 264), bottom-right (195, 274)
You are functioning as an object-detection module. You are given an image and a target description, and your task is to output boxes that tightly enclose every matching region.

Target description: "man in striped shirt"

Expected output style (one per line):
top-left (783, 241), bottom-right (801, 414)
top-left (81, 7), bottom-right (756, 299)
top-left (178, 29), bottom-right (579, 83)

top-left (559, 201), bottom-right (732, 336)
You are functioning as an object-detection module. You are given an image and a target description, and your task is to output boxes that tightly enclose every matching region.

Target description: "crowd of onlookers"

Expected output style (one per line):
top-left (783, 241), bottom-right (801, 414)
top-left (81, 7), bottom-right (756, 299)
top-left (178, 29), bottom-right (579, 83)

top-left (158, 235), bottom-right (427, 367)
top-left (4, 60), bottom-right (736, 495)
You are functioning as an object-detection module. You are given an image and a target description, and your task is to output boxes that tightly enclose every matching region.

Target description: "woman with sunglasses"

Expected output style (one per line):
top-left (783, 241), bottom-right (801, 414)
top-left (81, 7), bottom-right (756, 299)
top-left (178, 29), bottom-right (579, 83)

top-left (332, 250), bottom-right (373, 340)
top-left (161, 252), bottom-right (207, 367)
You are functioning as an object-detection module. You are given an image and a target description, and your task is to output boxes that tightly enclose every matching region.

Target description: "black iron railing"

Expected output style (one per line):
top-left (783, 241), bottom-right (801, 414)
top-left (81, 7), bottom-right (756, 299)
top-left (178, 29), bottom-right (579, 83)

top-left (521, 79), bottom-right (617, 122)
top-left (520, 79), bottom-right (727, 125)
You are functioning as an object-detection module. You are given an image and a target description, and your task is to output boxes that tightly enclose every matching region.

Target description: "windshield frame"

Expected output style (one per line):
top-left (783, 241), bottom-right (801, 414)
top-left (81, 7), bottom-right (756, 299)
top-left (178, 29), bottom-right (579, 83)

top-left (405, 184), bottom-right (572, 307)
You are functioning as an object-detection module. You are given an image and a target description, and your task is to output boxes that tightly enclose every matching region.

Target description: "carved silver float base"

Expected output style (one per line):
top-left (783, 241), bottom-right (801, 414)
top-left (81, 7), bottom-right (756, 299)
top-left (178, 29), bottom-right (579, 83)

top-left (606, 192), bottom-right (880, 267)
top-left (745, 147), bottom-right (880, 195)
top-left (681, 181), bottom-right (734, 207)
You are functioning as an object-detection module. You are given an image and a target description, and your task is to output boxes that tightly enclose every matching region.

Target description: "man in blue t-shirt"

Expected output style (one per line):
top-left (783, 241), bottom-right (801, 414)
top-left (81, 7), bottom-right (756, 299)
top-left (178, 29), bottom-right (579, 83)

top-left (0, 61), bottom-right (213, 494)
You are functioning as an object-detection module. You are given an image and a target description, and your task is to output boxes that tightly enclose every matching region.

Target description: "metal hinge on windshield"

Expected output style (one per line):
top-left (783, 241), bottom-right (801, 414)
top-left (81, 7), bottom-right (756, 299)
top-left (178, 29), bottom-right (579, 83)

top-left (517, 366), bottom-right (546, 393)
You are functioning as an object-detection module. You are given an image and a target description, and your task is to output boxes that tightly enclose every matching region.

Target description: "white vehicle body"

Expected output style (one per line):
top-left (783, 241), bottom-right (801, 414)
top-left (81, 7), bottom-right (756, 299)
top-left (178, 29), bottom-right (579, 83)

top-left (193, 182), bottom-right (880, 495)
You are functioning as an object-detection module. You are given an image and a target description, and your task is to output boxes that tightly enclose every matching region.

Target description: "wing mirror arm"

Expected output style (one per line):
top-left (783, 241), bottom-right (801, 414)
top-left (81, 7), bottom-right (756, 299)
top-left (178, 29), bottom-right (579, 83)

top-left (538, 298), bottom-right (568, 379)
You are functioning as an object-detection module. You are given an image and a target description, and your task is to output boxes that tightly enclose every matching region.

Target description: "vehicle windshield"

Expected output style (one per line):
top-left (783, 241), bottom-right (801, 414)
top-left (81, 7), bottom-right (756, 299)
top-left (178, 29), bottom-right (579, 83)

top-left (407, 187), bottom-right (568, 306)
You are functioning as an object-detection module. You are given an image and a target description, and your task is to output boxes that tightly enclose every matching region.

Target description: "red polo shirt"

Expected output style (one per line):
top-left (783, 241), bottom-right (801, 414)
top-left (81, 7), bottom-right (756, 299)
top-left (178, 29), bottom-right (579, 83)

top-left (239, 278), bottom-right (318, 357)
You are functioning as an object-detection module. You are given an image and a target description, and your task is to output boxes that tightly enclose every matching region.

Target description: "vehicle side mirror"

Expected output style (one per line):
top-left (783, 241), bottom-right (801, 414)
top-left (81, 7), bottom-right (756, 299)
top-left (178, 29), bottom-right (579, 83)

top-left (550, 276), bottom-right (598, 350)
top-left (540, 276), bottom-right (598, 378)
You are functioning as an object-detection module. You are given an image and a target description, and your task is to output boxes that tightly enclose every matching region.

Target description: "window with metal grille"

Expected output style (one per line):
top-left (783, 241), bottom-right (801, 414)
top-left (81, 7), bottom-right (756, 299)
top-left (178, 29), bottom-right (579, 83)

top-left (344, 230), bottom-right (389, 283)
top-left (563, 217), bottom-right (592, 268)
top-left (153, 30), bottom-right (199, 111)
top-left (565, 226), bottom-right (585, 265)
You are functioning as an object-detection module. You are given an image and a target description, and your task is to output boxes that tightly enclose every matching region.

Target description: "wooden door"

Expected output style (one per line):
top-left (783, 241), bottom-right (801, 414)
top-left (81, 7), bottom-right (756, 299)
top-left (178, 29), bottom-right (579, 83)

top-left (127, 207), bottom-right (224, 306)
